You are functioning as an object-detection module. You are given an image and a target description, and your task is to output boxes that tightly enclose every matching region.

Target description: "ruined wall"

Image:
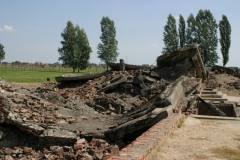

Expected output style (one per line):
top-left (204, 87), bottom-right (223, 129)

top-left (157, 44), bottom-right (206, 81)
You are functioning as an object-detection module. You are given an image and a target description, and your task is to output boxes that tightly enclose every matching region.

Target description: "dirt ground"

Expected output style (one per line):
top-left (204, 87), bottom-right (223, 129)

top-left (153, 117), bottom-right (240, 160)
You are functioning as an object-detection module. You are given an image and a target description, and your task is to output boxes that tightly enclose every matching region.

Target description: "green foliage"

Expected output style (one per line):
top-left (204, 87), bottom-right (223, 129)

top-left (12, 61), bottom-right (21, 65)
top-left (0, 42), bottom-right (6, 62)
top-left (177, 119), bottom-right (184, 128)
top-left (162, 14), bottom-right (179, 54)
top-left (185, 14), bottom-right (197, 45)
top-left (58, 21), bottom-right (92, 72)
top-left (195, 10), bottom-right (218, 66)
top-left (58, 21), bottom-right (76, 71)
top-left (178, 14), bottom-right (186, 47)
top-left (97, 16), bottom-right (119, 65)
top-left (75, 25), bottom-right (92, 71)
top-left (219, 15), bottom-right (231, 66)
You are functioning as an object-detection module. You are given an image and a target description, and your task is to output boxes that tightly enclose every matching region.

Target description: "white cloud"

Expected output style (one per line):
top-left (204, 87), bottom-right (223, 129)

top-left (151, 43), bottom-right (158, 47)
top-left (0, 25), bottom-right (15, 32)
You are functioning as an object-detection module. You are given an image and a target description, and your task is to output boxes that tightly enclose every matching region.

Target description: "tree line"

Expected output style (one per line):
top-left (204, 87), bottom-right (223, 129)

top-left (0, 16), bottom-right (119, 73)
top-left (0, 11), bottom-right (232, 72)
top-left (58, 17), bottom-right (119, 72)
top-left (162, 9), bottom-right (231, 66)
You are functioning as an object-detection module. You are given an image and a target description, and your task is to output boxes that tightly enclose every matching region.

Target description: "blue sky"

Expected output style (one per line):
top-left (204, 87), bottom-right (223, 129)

top-left (0, 0), bottom-right (239, 66)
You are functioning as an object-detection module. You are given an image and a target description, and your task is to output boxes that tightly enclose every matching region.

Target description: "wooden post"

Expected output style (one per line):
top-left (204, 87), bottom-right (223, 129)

top-left (120, 59), bottom-right (125, 71)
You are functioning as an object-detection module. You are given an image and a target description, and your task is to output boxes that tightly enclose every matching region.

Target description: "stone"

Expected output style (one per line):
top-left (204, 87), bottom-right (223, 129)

top-left (4, 155), bottom-right (14, 160)
top-left (23, 147), bottom-right (33, 155)
top-left (50, 146), bottom-right (64, 155)
top-left (110, 145), bottom-right (119, 155)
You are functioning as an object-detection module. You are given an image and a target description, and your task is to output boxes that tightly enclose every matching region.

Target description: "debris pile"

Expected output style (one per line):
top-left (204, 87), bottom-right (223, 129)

top-left (0, 44), bottom-right (206, 159)
top-left (0, 129), bottom-right (119, 160)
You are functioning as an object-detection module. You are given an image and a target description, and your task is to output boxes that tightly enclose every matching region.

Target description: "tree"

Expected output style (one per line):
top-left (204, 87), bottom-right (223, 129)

top-left (75, 25), bottom-right (92, 72)
top-left (185, 14), bottom-right (197, 45)
top-left (58, 21), bottom-right (77, 72)
top-left (162, 14), bottom-right (178, 54)
top-left (219, 15), bottom-right (231, 66)
top-left (97, 16), bottom-right (119, 70)
top-left (195, 10), bottom-right (218, 66)
top-left (58, 21), bottom-right (92, 72)
top-left (0, 42), bottom-right (5, 63)
top-left (178, 14), bottom-right (186, 47)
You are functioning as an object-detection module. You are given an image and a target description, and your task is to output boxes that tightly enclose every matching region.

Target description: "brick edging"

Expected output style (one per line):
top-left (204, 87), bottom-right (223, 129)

top-left (109, 113), bottom-right (185, 160)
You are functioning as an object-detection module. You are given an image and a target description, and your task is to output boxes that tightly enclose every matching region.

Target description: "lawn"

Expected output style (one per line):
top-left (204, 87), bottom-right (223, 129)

top-left (0, 67), bottom-right (105, 83)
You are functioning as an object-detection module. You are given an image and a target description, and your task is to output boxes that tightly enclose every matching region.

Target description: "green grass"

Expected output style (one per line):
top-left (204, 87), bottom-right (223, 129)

top-left (0, 67), bottom-right (105, 83)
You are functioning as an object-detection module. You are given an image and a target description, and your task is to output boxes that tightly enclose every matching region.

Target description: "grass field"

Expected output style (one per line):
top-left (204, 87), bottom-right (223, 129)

top-left (0, 67), bottom-right (105, 83)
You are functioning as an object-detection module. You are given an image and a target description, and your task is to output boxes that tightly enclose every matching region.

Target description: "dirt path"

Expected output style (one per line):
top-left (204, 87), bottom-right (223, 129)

top-left (153, 117), bottom-right (240, 160)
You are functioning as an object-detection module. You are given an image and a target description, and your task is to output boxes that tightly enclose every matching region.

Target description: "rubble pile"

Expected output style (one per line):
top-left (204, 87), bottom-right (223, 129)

top-left (0, 44), bottom-right (206, 159)
top-left (0, 132), bottom-right (119, 160)
top-left (42, 69), bottom-right (173, 114)
top-left (212, 65), bottom-right (236, 75)
top-left (208, 71), bottom-right (240, 90)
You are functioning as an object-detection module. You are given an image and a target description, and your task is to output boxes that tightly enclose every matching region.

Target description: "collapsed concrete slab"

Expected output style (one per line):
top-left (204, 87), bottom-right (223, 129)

top-left (107, 59), bottom-right (147, 71)
top-left (157, 44), bottom-right (207, 81)
top-left (55, 71), bottom-right (109, 83)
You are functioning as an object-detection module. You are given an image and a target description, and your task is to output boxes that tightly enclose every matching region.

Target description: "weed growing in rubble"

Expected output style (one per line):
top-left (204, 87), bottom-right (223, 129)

top-left (177, 119), bottom-right (184, 128)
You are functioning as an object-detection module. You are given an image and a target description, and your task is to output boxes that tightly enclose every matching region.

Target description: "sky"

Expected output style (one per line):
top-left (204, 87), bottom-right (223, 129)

top-left (0, 0), bottom-right (240, 66)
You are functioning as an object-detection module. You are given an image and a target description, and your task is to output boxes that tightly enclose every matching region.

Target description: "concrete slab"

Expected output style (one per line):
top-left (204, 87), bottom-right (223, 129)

top-left (200, 92), bottom-right (223, 98)
top-left (201, 88), bottom-right (218, 94)
top-left (111, 114), bottom-right (185, 160)
top-left (203, 88), bottom-right (217, 91)
top-left (200, 96), bottom-right (228, 101)
top-left (227, 96), bottom-right (240, 102)
top-left (189, 114), bottom-right (240, 120)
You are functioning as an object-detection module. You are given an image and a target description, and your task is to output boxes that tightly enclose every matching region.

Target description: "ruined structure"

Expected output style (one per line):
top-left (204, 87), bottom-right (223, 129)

top-left (107, 60), bottom-right (147, 71)
top-left (157, 44), bottom-right (207, 81)
top-left (1, 44), bottom-right (234, 159)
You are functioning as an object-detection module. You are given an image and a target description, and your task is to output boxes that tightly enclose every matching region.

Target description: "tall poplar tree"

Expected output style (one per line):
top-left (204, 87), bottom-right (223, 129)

top-left (75, 25), bottom-right (92, 72)
top-left (58, 21), bottom-right (77, 72)
top-left (162, 14), bottom-right (178, 54)
top-left (185, 14), bottom-right (197, 45)
top-left (195, 10), bottom-right (218, 66)
top-left (178, 14), bottom-right (186, 47)
top-left (219, 15), bottom-right (231, 66)
top-left (97, 16), bottom-right (119, 70)
top-left (0, 42), bottom-right (5, 63)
